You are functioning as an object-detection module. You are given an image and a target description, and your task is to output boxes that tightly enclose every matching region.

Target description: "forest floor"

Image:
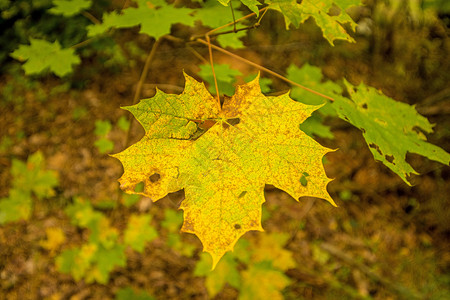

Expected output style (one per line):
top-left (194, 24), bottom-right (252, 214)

top-left (1, 8), bottom-right (450, 300)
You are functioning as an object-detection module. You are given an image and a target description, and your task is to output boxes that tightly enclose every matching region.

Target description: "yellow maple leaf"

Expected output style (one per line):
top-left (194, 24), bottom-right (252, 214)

top-left (113, 73), bottom-right (335, 267)
top-left (40, 227), bottom-right (66, 254)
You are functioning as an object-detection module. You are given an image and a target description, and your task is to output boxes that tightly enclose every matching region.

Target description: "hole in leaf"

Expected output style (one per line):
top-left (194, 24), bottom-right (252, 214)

top-left (149, 173), bottom-right (161, 183)
top-left (134, 182), bottom-right (145, 192)
top-left (234, 224), bottom-right (241, 230)
top-left (238, 191), bottom-right (247, 198)
top-left (369, 143), bottom-right (382, 155)
top-left (362, 103), bottom-right (368, 109)
top-left (227, 118), bottom-right (240, 126)
top-left (385, 154), bottom-right (395, 164)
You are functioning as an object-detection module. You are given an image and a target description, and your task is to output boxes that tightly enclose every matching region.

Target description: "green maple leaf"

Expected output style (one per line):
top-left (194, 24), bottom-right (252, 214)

top-left (248, 232), bottom-right (296, 271)
top-left (194, 252), bottom-right (241, 297)
top-left (217, 0), bottom-right (261, 15)
top-left (10, 39), bottom-right (80, 77)
top-left (333, 82), bottom-right (450, 185)
top-left (0, 189), bottom-right (31, 224)
top-left (113, 73), bottom-right (335, 267)
top-left (0, 151), bottom-right (59, 224)
top-left (88, 0), bottom-right (195, 40)
top-left (124, 214), bottom-right (158, 252)
top-left (267, 0), bottom-right (361, 45)
top-left (49, 0), bottom-right (92, 17)
top-left (286, 63), bottom-right (338, 139)
top-left (196, 0), bottom-right (244, 28)
top-left (217, 31), bottom-right (247, 49)
top-left (198, 63), bottom-right (242, 96)
top-left (239, 261), bottom-right (292, 300)
top-left (11, 151), bottom-right (59, 198)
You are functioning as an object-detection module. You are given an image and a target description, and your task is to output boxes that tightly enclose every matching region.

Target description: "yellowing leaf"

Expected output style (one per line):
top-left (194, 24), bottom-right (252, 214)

top-left (113, 73), bottom-right (335, 267)
top-left (194, 252), bottom-right (241, 297)
top-left (249, 232), bottom-right (296, 271)
top-left (239, 261), bottom-right (291, 300)
top-left (40, 227), bottom-right (66, 254)
top-left (124, 214), bottom-right (158, 253)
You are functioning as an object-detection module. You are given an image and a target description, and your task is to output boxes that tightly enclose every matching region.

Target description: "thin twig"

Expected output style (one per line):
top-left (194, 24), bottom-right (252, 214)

top-left (71, 38), bottom-right (95, 50)
top-left (186, 46), bottom-right (209, 64)
top-left (195, 38), bottom-right (335, 101)
top-left (229, 0), bottom-right (237, 32)
top-left (124, 37), bottom-right (162, 148)
top-left (81, 11), bottom-right (101, 24)
top-left (206, 34), bottom-right (221, 108)
top-left (191, 7), bottom-right (267, 40)
top-left (207, 24), bottom-right (260, 38)
top-left (256, 6), bottom-right (269, 25)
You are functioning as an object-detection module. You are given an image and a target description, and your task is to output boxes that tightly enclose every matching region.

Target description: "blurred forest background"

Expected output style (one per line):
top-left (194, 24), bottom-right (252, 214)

top-left (0, 0), bottom-right (449, 299)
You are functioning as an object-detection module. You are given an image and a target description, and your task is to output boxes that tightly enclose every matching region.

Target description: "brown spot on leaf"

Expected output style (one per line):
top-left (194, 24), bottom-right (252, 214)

top-left (385, 154), bottom-right (395, 164)
top-left (149, 173), bottom-right (161, 183)
top-left (234, 224), bottom-right (241, 230)
top-left (369, 143), bottom-right (383, 155)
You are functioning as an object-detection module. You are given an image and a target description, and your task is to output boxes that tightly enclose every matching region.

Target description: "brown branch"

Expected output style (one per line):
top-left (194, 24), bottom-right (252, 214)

top-left (71, 37), bottom-right (95, 50)
top-left (207, 24), bottom-right (260, 38)
top-left (195, 38), bottom-right (335, 102)
top-left (191, 7), bottom-right (267, 40)
top-left (81, 11), bottom-right (101, 24)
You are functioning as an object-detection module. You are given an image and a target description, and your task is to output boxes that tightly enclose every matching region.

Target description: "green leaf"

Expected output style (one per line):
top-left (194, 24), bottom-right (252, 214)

top-left (161, 209), bottom-right (184, 232)
top-left (90, 243), bottom-right (126, 284)
top-left (87, 11), bottom-right (126, 36)
top-left (245, 74), bottom-right (272, 93)
top-left (88, 0), bottom-right (195, 40)
top-left (249, 232), bottom-right (296, 271)
top-left (333, 81), bottom-right (450, 185)
top-left (267, 0), bottom-right (361, 45)
top-left (217, 0), bottom-right (261, 15)
top-left (198, 63), bottom-right (242, 96)
top-left (116, 287), bottom-right (155, 300)
top-left (286, 63), bottom-right (340, 108)
top-left (10, 39), bottom-right (80, 77)
top-left (217, 31), bottom-right (246, 49)
top-left (117, 116), bottom-right (131, 131)
top-left (49, 0), bottom-right (92, 17)
top-left (65, 197), bottom-right (103, 229)
top-left (166, 233), bottom-right (196, 257)
top-left (286, 63), bottom-right (338, 138)
top-left (95, 138), bottom-right (114, 153)
top-left (56, 244), bottom-right (97, 281)
top-left (57, 243), bottom-right (126, 284)
top-left (300, 113), bottom-right (334, 139)
top-left (240, 0), bottom-right (261, 15)
top-left (11, 151), bottom-right (59, 199)
top-left (194, 252), bottom-right (241, 297)
top-left (239, 261), bottom-right (292, 300)
top-left (124, 214), bottom-right (158, 253)
top-left (196, 0), bottom-right (244, 29)
top-left (0, 189), bottom-right (32, 224)
top-left (95, 120), bottom-right (112, 136)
